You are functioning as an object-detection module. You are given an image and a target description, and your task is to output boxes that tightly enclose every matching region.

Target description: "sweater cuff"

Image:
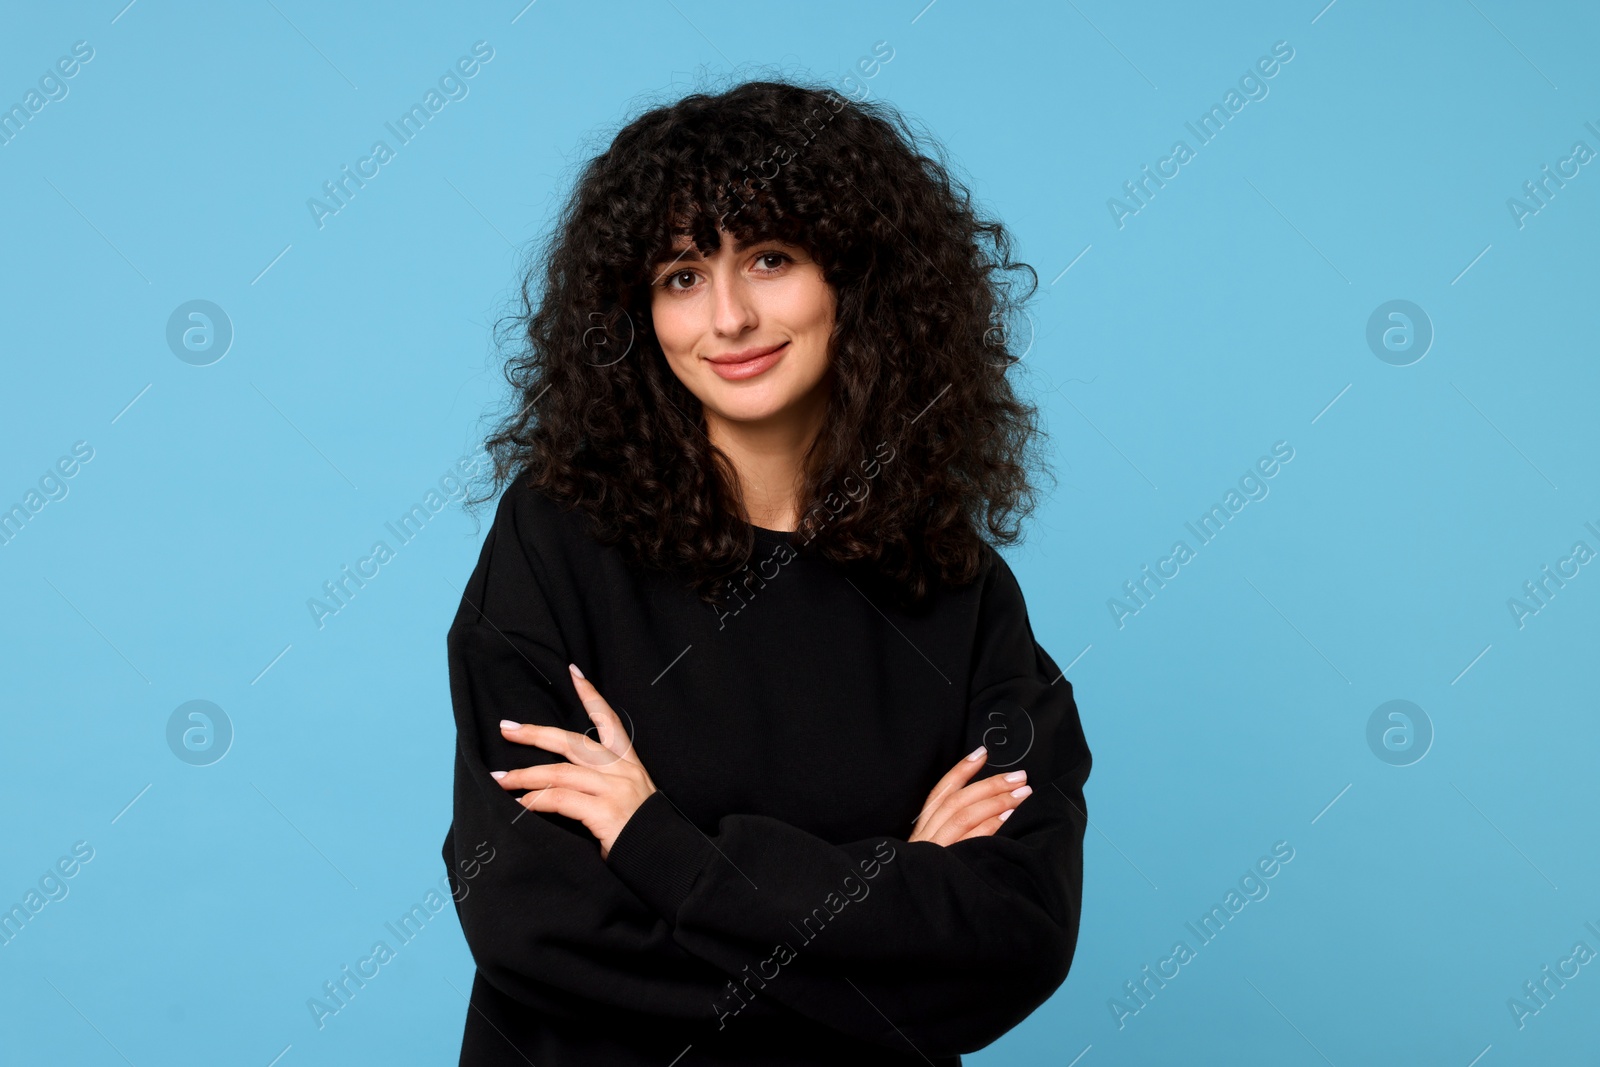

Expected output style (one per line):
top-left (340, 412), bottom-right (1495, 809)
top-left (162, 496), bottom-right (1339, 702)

top-left (606, 789), bottom-right (716, 919)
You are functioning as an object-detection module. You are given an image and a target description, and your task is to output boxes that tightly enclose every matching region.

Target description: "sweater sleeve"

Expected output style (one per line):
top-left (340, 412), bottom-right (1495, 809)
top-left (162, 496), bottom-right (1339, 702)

top-left (441, 485), bottom-right (792, 1028)
top-left (603, 548), bottom-right (1093, 1059)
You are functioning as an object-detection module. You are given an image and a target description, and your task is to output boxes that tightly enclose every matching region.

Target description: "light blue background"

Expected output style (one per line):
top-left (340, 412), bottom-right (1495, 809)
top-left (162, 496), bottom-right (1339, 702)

top-left (3, 1), bottom-right (1597, 1064)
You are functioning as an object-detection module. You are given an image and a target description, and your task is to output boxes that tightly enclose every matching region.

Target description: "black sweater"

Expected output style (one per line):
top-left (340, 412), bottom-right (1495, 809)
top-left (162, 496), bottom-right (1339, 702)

top-left (441, 477), bottom-right (1092, 1065)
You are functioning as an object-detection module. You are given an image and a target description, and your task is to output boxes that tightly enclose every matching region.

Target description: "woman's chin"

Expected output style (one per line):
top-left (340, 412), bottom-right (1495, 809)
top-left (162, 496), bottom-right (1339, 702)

top-left (708, 394), bottom-right (790, 424)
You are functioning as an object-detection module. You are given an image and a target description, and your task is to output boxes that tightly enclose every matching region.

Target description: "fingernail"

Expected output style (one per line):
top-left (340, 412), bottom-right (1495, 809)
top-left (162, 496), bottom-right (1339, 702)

top-left (998, 809), bottom-right (1013, 822)
top-left (966, 745), bottom-right (986, 761)
top-left (1011, 784), bottom-right (1032, 798)
top-left (499, 720), bottom-right (520, 731)
top-left (569, 663), bottom-right (585, 680)
top-left (490, 771), bottom-right (507, 780)
top-left (1004, 770), bottom-right (1026, 783)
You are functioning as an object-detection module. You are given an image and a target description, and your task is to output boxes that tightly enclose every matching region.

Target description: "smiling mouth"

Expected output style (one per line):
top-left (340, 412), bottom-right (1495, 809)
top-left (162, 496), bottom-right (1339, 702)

top-left (706, 341), bottom-right (788, 365)
top-left (705, 341), bottom-right (789, 379)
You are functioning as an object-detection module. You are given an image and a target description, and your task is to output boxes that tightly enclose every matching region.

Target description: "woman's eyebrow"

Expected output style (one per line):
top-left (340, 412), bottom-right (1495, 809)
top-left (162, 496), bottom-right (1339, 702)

top-left (655, 236), bottom-right (781, 266)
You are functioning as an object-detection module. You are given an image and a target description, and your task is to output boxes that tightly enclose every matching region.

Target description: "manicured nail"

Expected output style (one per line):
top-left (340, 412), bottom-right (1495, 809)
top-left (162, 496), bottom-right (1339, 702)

top-left (1004, 770), bottom-right (1026, 783)
top-left (490, 771), bottom-right (507, 780)
top-left (569, 663), bottom-right (584, 680)
top-left (966, 745), bottom-right (986, 761)
top-left (1011, 784), bottom-right (1032, 798)
top-left (499, 720), bottom-right (520, 731)
top-left (998, 809), bottom-right (1013, 822)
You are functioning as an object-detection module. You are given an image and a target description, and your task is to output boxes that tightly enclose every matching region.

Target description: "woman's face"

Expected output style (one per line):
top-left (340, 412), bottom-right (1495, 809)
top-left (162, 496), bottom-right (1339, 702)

top-left (649, 228), bottom-right (835, 434)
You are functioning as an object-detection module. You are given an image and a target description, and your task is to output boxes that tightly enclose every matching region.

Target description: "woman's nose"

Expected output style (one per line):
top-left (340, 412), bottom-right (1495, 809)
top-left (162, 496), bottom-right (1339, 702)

top-left (710, 273), bottom-right (757, 335)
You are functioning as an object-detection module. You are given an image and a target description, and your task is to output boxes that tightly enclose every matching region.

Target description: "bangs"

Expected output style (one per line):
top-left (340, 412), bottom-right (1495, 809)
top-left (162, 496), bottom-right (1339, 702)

top-left (645, 146), bottom-right (821, 281)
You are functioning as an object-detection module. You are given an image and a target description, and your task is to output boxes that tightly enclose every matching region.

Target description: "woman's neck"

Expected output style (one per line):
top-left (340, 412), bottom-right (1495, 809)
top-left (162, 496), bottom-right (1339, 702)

top-left (706, 396), bottom-right (827, 532)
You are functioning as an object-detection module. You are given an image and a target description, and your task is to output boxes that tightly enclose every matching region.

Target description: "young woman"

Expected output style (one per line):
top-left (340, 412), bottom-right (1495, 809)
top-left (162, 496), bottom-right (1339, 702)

top-left (442, 78), bottom-right (1092, 1066)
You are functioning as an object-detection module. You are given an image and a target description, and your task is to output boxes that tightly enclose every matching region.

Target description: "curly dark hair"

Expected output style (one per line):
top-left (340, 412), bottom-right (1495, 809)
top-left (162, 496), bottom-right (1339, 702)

top-left (463, 74), bottom-right (1053, 610)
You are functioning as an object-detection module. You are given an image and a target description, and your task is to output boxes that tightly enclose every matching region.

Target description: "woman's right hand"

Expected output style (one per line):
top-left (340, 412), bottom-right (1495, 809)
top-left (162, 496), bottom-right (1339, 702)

top-left (908, 745), bottom-right (1032, 846)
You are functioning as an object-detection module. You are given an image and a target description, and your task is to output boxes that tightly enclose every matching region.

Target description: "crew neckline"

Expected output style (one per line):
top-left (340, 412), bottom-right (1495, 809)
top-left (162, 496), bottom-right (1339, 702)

top-left (749, 522), bottom-right (794, 539)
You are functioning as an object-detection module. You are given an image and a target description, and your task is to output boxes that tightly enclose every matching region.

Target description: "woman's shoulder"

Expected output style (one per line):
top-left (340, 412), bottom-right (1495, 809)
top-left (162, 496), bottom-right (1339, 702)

top-left (970, 540), bottom-right (1030, 617)
top-left (492, 471), bottom-right (604, 565)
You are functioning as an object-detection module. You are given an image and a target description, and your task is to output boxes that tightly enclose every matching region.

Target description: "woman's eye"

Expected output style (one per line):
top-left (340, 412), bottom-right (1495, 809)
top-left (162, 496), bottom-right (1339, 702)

top-left (660, 254), bottom-right (788, 291)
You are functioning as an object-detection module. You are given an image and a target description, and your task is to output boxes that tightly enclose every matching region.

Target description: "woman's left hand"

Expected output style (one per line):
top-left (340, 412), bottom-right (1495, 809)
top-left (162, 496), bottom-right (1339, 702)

top-left (491, 664), bottom-right (656, 860)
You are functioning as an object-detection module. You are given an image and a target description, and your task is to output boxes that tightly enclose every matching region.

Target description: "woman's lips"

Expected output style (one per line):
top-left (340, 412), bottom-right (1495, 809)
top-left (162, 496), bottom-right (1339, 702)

top-left (708, 341), bottom-right (788, 380)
